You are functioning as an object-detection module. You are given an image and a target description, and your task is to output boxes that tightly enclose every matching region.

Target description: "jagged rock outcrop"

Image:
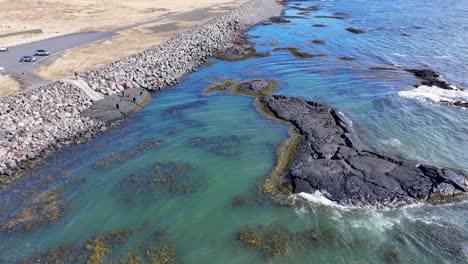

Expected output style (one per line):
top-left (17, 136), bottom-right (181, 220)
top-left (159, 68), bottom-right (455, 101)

top-left (260, 95), bottom-right (467, 206)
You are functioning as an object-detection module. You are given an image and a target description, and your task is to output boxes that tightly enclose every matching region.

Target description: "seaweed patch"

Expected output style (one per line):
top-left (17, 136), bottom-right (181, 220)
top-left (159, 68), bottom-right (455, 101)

top-left (114, 161), bottom-right (200, 203)
top-left (189, 135), bottom-right (248, 157)
top-left (1, 188), bottom-right (68, 233)
top-left (238, 223), bottom-right (349, 258)
top-left (94, 138), bottom-right (162, 169)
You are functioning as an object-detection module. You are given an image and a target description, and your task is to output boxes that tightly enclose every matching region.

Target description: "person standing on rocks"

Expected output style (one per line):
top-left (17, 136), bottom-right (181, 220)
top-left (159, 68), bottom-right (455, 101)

top-left (74, 72), bottom-right (78, 80)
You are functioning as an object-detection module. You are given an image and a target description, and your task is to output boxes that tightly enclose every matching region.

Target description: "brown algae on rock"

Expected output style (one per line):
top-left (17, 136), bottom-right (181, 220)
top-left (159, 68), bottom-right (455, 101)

top-left (1, 188), bottom-right (68, 233)
top-left (115, 161), bottom-right (196, 203)
top-left (238, 224), bottom-right (294, 257)
top-left (204, 80), bottom-right (236, 94)
top-left (204, 60), bottom-right (216, 67)
top-left (238, 224), bottom-right (351, 258)
top-left (231, 79), bottom-right (277, 97)
top-left (146, 244), bottom-right (176, 264)
top-left (85, 229), bottom-right (134, 264)
top-left (261, 131), bottom-right (301, 197)
top-left (18, 227), bottom-right (135, 263)
top-left (94, 138), bottom-right (162, 169)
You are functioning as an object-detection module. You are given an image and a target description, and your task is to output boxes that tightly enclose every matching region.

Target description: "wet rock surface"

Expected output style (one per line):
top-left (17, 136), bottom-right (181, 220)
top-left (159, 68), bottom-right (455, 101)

top-left (82, 88), bottom-right (150, 123)
top-left (214, 39), bottom-right (270, 61)
top-left (233, 79), bottom-right (277, 97)
top-left (346, 27), bottom-right (367, 34)
top-left (406, 69), bottom-right (463, 91)
top-left (260, 95), bottom-right (467, 206)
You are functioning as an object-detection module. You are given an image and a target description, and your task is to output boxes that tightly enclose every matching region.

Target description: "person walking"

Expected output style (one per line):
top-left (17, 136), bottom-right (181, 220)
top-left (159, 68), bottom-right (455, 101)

top-left (74, 72), bottom-right (78, 80)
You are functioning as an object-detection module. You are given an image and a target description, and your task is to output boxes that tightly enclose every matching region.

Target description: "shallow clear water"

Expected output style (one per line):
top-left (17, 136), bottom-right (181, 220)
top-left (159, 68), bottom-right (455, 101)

top-left (1, 0), bottom-right (467, 263)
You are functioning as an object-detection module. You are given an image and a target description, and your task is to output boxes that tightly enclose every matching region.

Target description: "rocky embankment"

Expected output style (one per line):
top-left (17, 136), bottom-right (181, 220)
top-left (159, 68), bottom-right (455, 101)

top-left (259, 95), bottom-right (467, 206)
top-left (0, 82), bottom-right (97, 178)
top-left (79, 0), bottom-right (284, 95)
top-left (0, 0), bottom-right (284, 183)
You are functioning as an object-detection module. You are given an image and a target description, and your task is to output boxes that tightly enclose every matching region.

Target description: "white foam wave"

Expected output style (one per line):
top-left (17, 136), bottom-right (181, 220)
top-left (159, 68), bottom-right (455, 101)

top-left (391, 53), bottom-right (407, 57)
top-left (338, 111), bottom-right (353, 127)
top-left (398, 85), bottom-right (468, 107)
top-left (381, 138), bottom-right (403, 148)
top-left (296, 191), bottom-right (346, 209)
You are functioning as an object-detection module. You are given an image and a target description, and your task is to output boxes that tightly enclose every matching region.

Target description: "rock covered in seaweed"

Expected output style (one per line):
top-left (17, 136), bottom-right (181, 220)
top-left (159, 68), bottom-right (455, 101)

top-left (259, 95), bottom-right (467, 206)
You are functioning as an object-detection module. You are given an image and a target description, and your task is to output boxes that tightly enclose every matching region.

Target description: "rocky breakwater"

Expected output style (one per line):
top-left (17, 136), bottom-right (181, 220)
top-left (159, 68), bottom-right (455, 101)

top-left (258, 95), bottom-right (467, 206)
top-left (79, 0), bottom-right (284, 95)
top-left (0, 0), bottom-right (285, 186)
top-left (0, 82), bottom-right (97, 182)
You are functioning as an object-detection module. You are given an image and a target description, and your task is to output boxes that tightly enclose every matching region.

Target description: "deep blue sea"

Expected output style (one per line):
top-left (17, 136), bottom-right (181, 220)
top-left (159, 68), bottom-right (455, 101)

top-left (0, 0), bottom-right (467, 263)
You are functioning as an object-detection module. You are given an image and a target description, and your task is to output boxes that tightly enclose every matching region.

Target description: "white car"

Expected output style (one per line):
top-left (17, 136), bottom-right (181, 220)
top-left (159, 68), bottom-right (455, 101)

top-left (0, 47), bottom-right (7, 52)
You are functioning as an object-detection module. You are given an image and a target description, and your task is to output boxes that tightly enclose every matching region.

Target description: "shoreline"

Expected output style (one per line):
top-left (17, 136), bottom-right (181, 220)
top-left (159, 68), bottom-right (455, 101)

top-left (0, 0), bottom-right (285, 188)
top-left (203, 77), bottom-right (467, 207)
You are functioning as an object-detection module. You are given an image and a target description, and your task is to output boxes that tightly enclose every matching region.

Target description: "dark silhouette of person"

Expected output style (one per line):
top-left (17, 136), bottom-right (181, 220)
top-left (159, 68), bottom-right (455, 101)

top-left (116, 103), bottom-right (120, 110)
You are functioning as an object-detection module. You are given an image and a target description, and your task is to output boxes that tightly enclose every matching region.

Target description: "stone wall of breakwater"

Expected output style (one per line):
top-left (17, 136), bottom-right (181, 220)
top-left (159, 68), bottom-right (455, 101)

top-left (0, 0), bottom-right (284, 179)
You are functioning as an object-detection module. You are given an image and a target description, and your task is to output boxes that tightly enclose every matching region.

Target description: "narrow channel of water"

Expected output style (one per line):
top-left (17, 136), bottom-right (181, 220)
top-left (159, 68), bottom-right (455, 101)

top-left (1, 0), bottom-right (467, 263)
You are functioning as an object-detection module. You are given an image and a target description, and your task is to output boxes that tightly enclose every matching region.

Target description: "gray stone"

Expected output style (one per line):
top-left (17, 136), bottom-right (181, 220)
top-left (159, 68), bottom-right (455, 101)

top-left (260, 95), bottom-right (467, 206)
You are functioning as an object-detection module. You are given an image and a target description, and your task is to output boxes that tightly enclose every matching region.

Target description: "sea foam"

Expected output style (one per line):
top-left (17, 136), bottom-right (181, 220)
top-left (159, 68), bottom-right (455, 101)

top-left (398, 85), bottom-right (468, 107)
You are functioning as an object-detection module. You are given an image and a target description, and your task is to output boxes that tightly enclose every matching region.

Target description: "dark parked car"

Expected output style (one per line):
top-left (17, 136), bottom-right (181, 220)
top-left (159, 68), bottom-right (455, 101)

top-left (35, 49), bottom-right (49, 56)
top-left (19, 56), bottom-right (36, 62)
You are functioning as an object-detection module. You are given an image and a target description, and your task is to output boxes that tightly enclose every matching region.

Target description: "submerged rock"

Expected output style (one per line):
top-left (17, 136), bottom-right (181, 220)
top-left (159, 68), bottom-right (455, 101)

top-left (405, 69), bottom-right (461, 91)
top-left (346, 27), bottom-right (367, 34)
top-left (369, 67), bottom-right (397, 71)
top-left (259, 95), bottom-right (467, 206)
top-left (339, 56), bottom-right (357, 61)
top-left (291, 5), bottom-right (321, 12)
top-left (273, 47), bottom-right (326, 59)
top-left (214, 41), bottom-right (270, 61)
top-left (269, 16), bottom-right (291, 24)
top-left (312, 24), bottom-right (327, 27)
top-left (311, 39), bottom-right (326, 45)
top-left (315, 15), bottom-right (345, 20)
top-left (232, 79), bottom-right (277, 97)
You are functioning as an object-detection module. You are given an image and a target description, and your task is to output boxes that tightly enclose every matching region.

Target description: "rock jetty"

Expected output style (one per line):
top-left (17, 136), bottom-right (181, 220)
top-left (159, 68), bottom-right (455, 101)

top-left (0, 0), bottom-right (285, 184)
top-left (259, 95), bottom-right (467, 206)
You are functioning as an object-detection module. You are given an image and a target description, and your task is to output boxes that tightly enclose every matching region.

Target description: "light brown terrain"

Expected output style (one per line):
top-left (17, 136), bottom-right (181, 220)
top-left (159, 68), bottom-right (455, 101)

top-left (0, 0), bottom-right (248, 92)
top-left (0, 74), bottom-right (20, 96)
top-left (0, 0), bottom-right (246, 45)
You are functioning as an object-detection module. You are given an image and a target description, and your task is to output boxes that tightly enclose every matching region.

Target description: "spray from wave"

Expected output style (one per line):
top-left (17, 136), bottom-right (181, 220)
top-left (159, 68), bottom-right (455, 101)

top-left (398, 85), bottom-right (468, 108)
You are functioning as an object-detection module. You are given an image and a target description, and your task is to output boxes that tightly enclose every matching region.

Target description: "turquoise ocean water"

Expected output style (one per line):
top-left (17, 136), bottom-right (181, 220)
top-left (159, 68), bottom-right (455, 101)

top-left (0, 0), bottom-right (467, 263)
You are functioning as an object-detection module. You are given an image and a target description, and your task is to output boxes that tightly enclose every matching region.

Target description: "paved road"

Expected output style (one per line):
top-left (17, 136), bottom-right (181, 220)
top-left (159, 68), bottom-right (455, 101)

top-left (0, 2), bottom-right (237, 87)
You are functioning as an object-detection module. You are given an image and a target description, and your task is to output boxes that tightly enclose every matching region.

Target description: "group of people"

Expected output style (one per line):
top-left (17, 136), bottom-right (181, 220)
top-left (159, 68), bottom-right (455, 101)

top-left (115, 82), bottom-right (144, 111)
